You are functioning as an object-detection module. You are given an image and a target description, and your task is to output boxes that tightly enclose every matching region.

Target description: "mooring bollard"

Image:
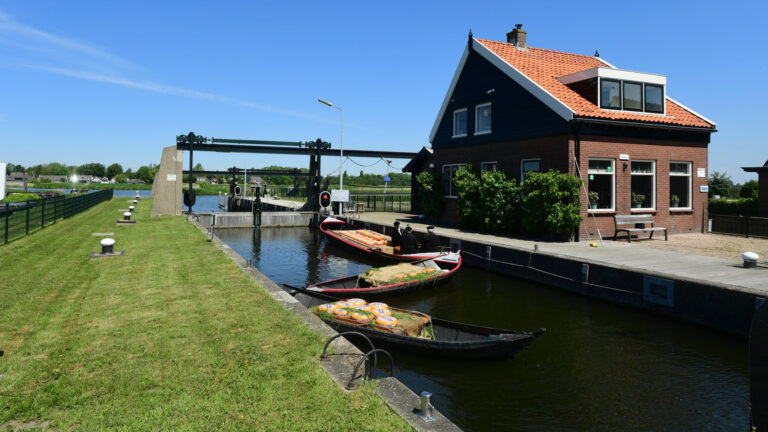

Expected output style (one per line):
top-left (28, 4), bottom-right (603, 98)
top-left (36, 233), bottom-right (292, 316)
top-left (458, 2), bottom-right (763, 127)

top-left (100, 238), bottom-right (115, 254)
top-left (128, 205), bottom-right (135, 213)
top-left (743, 252), bottom-right (759, 269)
top-left (132, 199), bottom-right (138, 205)
top-left (418, 391), bottom-right (435, 421)
top-left (123, 212), bottom-right (132, 221)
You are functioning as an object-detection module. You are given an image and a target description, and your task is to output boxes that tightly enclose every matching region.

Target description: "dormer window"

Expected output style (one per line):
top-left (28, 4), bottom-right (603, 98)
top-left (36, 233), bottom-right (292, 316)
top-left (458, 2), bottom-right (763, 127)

top-left (560, 67), bottom-right (666, 115)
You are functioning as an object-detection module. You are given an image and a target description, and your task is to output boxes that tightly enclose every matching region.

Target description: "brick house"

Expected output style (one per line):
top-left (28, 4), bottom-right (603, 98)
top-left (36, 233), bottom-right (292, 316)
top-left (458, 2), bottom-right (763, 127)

top-left (417, 26), bottom-right (717, 239)
top-left (742, 160), bottom-right (768, 217)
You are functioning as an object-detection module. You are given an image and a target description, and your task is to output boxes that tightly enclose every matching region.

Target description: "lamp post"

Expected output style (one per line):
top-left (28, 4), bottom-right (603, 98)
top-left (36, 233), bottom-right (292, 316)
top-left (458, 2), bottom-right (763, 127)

top-left (318, 98), bottom-right (344, 215)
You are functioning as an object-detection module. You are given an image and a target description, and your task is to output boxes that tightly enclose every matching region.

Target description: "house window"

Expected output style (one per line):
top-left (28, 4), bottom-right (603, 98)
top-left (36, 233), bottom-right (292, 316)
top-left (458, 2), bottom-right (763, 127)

top-left (645, 84), bottom-right (664, 113)
top-left (631, 160), bottom-right (655, 209)
top-left (475, 103), bottom-right (492, 134)
top-left (481, 161), bottom-right (497, 172)
top-left (669, 162), bottom-right (691, 209)
top-left (453, 108), bottom-right (467, 137)
top-left (521, 159), bottom-right (541, 182)
top-left (600, 79), bottom-right (621, 109)
top-left (442, 164), bottom-right (465, 197)
top-left (588, 159), bottom-right (615, 210)
top-left (623, 82), bottom-right (643, 111)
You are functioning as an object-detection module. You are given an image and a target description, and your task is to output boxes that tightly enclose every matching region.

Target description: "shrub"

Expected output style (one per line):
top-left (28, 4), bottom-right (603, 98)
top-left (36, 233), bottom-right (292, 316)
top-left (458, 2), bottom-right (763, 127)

top-left (453, 166), bottom-right (483, 227)
top-left (1, 193), bottom-right (41, 203)
top-left (521, 170), bottom-right (582, 235)
top-left (708, 198), bottom-right (759, 216)
top-left (415, 170), bottom-right (444, 218)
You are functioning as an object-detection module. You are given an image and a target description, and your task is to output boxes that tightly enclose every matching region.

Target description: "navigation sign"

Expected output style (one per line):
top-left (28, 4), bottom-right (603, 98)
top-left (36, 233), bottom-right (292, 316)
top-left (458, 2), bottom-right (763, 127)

top-left (383, 176), bottom-right (391, 182)
top-left (331, 189), bottom-right (349, 203)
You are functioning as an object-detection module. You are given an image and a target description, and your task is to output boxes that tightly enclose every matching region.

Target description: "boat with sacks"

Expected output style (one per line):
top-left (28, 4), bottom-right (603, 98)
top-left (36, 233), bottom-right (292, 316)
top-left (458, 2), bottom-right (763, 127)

top-left (286, 285), bottom-right (545, 360)
top-left (320, 217), bottom-right (454, 262)
top-left (303, 254), bottom-right (461, 299)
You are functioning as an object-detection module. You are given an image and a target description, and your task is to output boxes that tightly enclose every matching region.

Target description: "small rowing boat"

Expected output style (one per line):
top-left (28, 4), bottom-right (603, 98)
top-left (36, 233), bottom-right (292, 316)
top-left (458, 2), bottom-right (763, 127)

top-left (320, 217), bottom-right (453, 262)
top-left (286, 285), bottom-right (545, 360)
top-left (303, 254), bottom-right (461, 299)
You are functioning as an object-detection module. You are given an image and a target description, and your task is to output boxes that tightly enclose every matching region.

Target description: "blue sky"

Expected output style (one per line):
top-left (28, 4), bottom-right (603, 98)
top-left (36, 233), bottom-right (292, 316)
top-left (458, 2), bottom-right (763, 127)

top-left (0, 1), bottom-right (765, 182)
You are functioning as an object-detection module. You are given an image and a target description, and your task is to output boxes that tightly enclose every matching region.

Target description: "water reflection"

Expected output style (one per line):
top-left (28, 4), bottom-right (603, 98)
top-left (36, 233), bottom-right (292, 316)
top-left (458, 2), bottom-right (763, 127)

top-left (217, 226), bottom-right (749, 432)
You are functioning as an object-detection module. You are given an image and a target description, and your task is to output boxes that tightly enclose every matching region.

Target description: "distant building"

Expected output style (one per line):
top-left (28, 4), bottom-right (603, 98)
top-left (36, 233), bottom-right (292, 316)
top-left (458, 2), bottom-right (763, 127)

top-left (742, 160), bottom-right (768, 217)
top-left (416, 26), bottom-right (716, 236)
top-left (38, 175), bottom-right (68, 183)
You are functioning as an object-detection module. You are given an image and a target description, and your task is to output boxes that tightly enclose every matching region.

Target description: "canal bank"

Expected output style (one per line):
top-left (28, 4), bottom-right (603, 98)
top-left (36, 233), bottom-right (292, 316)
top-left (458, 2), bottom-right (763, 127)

top-left (0, 197), bottom-right (415, 431)
top-left (333, 212), bottom-right (765, 337)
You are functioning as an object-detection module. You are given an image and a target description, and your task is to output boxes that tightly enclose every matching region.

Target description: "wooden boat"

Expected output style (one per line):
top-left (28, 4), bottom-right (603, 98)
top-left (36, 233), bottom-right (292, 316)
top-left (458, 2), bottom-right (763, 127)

top-left (303, 255), bottom-right (462, 299)
top-left (320, 217), bottom-right (453, 262)
top-left (286, 285), bottom-right (545, 360)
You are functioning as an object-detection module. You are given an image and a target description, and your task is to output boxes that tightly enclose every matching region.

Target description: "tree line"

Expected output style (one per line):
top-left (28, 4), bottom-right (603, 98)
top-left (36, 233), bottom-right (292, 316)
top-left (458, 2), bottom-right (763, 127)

top-left (5, 162), bottom-right (159, 184)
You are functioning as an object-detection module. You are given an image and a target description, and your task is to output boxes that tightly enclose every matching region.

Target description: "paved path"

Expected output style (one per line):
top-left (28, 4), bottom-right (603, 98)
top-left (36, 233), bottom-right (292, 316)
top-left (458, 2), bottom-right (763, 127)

top-left (347, 211), bottom-right (768, 295)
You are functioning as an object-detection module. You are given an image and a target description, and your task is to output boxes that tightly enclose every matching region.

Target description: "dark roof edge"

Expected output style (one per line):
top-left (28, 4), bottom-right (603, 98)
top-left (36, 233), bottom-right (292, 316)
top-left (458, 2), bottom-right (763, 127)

top-left (572, 117), bottom-right (717, 133)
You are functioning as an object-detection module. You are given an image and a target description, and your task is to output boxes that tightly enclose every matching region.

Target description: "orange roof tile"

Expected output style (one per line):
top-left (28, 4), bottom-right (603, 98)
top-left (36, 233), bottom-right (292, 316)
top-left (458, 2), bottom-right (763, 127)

top-left (475, 38), bottom-right (715, 129)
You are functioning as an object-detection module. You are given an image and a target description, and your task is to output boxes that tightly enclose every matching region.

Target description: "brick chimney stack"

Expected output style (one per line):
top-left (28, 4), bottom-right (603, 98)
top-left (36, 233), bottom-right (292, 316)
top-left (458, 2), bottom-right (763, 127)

top-left (506, 24), bottom-right (527, 50)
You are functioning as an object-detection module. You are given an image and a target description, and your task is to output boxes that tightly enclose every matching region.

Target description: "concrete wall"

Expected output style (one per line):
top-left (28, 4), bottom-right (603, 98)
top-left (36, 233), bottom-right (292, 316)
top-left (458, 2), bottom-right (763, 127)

top-left (150, 145), bottom-right (183, 216)
top-left (196, 211), bottom-right (314, 228)
top-left (341, 216), bottom-right (763, 337)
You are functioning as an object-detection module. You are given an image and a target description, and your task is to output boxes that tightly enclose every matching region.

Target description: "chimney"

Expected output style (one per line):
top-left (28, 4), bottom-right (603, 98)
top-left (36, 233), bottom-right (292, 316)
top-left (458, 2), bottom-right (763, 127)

top-left (506, 24), bottom-right (527, 50)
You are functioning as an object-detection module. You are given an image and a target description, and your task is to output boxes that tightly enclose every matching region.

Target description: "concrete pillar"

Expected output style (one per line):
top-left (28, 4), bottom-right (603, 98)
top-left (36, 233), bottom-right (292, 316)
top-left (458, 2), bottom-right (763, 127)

top-left (150, 145), bottom-right (183, 216)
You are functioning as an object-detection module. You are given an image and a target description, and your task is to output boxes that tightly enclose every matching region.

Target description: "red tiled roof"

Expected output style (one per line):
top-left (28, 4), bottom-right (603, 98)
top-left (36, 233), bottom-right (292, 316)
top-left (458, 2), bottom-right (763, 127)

top-left (475, 38), bottom-right (715, 129)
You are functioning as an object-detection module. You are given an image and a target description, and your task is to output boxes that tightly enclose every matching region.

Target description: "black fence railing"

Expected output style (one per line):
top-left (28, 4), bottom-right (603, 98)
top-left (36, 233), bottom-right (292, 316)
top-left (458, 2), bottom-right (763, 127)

top-left (351, 194), bottom-right (411, 213)
top-left (709, 214), bottom-right (768, 238)
top-left (1, 190), bottom-right (113, 245)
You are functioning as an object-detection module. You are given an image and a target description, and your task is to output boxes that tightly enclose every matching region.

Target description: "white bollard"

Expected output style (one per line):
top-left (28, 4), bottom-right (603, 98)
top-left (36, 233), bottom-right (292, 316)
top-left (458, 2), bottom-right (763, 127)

top-left (743, 252), bottom-right (759, 269)
top-left (100, 238), bottom-right (115, 254)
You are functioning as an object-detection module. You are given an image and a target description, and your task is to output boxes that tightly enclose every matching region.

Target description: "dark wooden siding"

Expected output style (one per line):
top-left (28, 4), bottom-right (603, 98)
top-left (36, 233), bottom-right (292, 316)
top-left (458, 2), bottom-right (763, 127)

top-left (432, 49), bottom-right (571, 148)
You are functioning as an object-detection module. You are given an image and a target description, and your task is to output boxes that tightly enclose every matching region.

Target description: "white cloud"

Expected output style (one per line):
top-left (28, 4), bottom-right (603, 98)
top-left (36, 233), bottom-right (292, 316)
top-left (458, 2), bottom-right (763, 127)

top-left (23, 64), bottom-right (340, 125)
top-left (0, 10), bottom-right (132, 70)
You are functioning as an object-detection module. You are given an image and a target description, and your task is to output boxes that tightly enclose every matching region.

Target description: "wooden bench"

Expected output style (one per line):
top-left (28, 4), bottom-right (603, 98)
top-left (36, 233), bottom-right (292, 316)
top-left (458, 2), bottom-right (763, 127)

top-left (613, 214), bottom-right (668, 242)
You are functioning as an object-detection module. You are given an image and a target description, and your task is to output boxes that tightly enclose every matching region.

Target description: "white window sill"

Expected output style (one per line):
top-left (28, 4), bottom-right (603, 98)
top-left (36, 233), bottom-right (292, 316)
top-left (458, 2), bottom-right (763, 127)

top-left (443, 195), bottom-right (457, 199)
top-left (670, 208), bottom-right (692, 212)
top-left (588, 209), bottom-right (615, 214)
top-left (475, 130), bottom-right (491, 135)
top-left (452, 134), bottom-right (467, 139)
top-left (631, 208), bottom-right (656, 213)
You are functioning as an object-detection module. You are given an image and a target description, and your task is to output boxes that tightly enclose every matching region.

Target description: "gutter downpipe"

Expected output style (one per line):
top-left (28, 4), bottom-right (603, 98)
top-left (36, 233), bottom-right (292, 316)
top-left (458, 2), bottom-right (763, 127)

top-left (570, 119), bottom-right (604, 246)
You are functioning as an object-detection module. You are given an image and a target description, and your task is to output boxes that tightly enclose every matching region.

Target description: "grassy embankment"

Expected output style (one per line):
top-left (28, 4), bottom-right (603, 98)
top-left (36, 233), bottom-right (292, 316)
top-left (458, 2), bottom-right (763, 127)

top-left (0, 198), bottom-right (410, 431)
top-left (30, 182), bottom-right (153, 191)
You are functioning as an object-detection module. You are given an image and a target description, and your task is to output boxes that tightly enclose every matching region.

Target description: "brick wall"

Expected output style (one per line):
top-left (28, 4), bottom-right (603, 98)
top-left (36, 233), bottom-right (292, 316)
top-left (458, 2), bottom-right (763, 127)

top-left (577, 135), bottom-right (709, 239)
top-left (760, 173), bottom-right (768, 217)
top-left (427, 133), bottom-right (709, 237)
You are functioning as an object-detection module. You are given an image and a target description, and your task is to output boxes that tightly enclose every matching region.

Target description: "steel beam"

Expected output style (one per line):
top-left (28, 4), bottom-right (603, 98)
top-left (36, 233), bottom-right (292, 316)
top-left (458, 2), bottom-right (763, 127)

top-left (176, 142), bottom-right (417, 159)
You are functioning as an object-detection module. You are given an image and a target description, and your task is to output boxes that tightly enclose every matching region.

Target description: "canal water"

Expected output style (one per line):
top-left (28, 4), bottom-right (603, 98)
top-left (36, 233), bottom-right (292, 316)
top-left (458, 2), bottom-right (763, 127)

top-left (217, 226), bottom-right (749, 432)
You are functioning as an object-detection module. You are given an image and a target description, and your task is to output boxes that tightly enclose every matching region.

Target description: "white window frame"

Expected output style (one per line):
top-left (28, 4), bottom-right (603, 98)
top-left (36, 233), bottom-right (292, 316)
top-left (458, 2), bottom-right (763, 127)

top-left (442, 163), bottom-right (466, 198)
top-left (481, 161), bottom-right (497, 172)
top-left (669, 161), bottom-right (692, 210)
top-left (520, 158), bottom-right (542, 182)
top-left (452, 108), bottom-right (467, 138)
top-left (475, 102), bottom-right (492, 135)
top-left (587, 158), bottom-right (615, 212)
top-left (630, 160), bottom-right (656, 211)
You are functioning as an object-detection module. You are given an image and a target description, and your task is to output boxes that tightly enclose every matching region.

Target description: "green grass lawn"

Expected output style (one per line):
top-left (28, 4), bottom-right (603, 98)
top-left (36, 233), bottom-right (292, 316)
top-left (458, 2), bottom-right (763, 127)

top-left (0, 198), bottom-right (411, 431)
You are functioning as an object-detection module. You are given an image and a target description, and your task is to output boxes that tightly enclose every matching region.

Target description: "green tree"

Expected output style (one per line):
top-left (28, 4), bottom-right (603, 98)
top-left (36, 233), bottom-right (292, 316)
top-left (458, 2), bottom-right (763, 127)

top-left (135, 166), bottom-right (151, 183)
top-left (708, 171), bottom-right (734, 198)
top-left (78, 163), bottom-right (106, 177)
top-left (106, 163), bottom-right (123, 179)
top-left (415, 170), bottom-right (443, 218)
top-left (741, 180), bottom-right (759, 199)
top-left (479, 169), bottom-right (521, 233)
top-left (40, 162), bottom-right (69, 176)
top-left (114, 173), bottom-right (128, 183)
top-left (521, 170), bottom-right (583, 236)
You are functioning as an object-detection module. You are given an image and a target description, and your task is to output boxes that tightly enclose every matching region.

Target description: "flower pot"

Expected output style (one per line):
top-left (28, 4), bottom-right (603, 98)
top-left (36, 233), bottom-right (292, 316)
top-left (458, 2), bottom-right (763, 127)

top-left (590, 203), bottom-right (598, 210)
top-left (671, 201), bottom-right (679, 208)
top-left (633, 202), bottom-right (642, 208)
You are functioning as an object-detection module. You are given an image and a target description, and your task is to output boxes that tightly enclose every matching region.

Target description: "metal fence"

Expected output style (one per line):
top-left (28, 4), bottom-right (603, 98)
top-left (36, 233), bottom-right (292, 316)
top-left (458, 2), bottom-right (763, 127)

top-left (709, 214), bottom-right (768, 238)
top-left (351, 193), bottom-right (411, 213)
top-left (1, 189), bottom-right (113, 245)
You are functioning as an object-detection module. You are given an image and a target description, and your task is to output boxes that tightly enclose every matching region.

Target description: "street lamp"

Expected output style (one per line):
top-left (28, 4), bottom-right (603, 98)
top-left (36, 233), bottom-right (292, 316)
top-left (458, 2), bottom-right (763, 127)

top-left (318, 98), bottom-right (344, 215)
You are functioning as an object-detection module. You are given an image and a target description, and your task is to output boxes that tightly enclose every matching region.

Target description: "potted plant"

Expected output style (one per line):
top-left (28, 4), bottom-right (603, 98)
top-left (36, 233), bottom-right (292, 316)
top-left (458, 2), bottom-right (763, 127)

top-left (588, 191), bottom-right (599, 209)
top-left (670, 194), bottom-right (680, 208)
top-left (632, 192), bottom-right (645, 208)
